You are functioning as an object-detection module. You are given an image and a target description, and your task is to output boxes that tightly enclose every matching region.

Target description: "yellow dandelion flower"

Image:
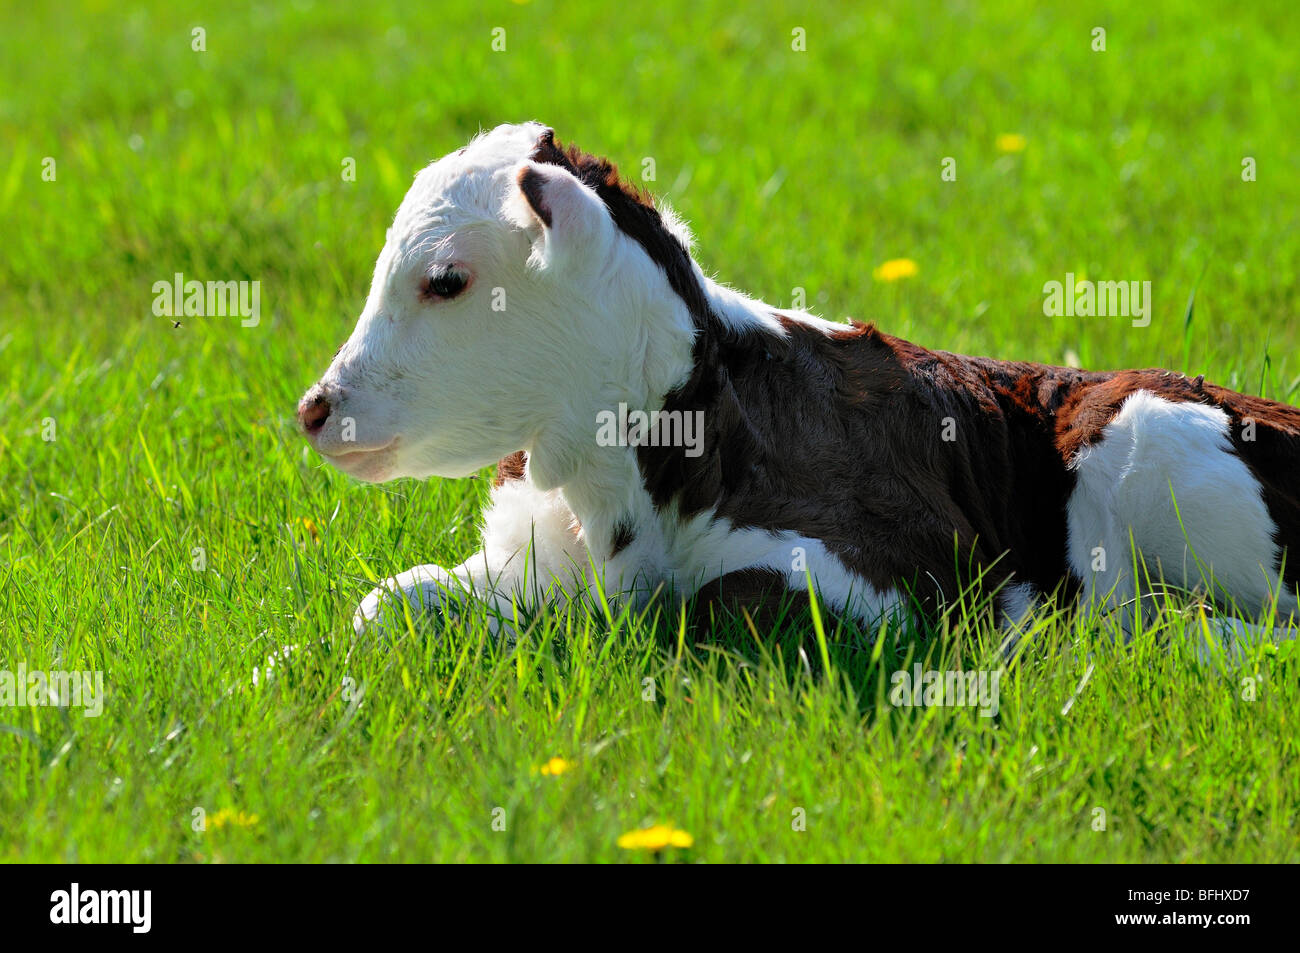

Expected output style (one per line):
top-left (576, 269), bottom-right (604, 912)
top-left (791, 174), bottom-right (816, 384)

top-left (536, 757), bottom-right (574, 777)
top-left (208, 807), bottom-right (260, 830)
top-left (873, 258), bottom-right (919, 282)
top-left (996, 133), bottom-right (1027, 153)
top-left (300, 517), bottom-right (320, 543)
top-left (617, 824), bottom-right (694, 850)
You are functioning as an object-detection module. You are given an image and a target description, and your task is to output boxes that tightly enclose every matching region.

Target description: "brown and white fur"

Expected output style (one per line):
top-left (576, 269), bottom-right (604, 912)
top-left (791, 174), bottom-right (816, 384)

top-left (297, 122), bottom-right (1300, 649)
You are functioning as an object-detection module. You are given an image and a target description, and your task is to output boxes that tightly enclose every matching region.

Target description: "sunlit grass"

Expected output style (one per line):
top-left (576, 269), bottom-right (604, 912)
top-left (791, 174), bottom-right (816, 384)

top-left (1, 0), bottom-right (1298, 861)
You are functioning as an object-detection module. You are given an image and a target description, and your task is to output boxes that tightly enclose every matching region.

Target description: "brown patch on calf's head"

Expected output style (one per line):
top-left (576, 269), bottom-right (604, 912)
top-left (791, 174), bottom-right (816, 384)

top-left (527, 129), bottom-right (715, 329)
top-left (516, 166), bottom-right (552, 226)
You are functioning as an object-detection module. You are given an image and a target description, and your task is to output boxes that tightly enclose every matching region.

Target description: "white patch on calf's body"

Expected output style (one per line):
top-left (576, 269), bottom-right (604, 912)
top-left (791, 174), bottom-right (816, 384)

top-left (357, 474), bottom-right (901, 635)
top-left (479, 478), bottom-right (587, 596)
top-left (601, 506), bottom-right (899, 621)
top-left (776, 539), bottom-right (902, 622)
top-left (1066, 390), bottom-right (1296, 619)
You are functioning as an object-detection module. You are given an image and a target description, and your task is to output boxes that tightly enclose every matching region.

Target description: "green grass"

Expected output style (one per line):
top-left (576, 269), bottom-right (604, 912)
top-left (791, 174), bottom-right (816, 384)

top-left (2, 0), bottom-right (1299, 862)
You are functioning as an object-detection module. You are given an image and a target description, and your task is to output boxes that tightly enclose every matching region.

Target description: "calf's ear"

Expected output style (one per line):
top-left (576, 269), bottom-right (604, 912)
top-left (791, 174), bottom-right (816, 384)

top-left (508, 160), bottom-right (614, 270)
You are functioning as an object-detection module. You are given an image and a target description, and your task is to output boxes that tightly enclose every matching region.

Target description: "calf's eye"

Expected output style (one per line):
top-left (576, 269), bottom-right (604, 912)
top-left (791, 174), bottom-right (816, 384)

top-left (423, 266), bottom-right (469, 300)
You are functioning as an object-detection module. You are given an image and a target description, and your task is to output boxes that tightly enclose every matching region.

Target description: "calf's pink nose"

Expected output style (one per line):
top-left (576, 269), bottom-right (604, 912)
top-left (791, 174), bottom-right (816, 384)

top-left (298, 393), bottom-right (331, 435)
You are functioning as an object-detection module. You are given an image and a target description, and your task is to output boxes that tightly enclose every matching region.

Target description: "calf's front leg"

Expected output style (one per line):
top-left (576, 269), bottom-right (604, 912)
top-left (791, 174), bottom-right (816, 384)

top-left (353, 478), bottom-right (589, 637)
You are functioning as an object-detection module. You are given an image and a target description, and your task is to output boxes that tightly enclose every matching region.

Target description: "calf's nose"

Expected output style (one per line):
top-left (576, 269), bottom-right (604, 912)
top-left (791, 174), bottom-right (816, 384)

top-left (298, 392), bottom-right (332, 435)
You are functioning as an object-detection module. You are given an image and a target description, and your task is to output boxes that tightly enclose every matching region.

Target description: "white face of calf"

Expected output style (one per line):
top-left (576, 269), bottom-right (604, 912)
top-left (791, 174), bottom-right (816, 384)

top-left (298, 121), bottom-right (630, 482)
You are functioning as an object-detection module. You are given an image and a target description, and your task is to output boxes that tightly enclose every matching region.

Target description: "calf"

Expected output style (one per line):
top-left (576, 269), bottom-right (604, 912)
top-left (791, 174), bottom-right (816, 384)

top-left (298, 122), bottom-right (1300, 646)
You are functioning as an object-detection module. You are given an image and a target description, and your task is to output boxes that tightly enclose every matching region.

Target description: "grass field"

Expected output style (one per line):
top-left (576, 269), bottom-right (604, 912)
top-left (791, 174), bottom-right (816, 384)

top-left (2, 0), bottom-right (1299, 862)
